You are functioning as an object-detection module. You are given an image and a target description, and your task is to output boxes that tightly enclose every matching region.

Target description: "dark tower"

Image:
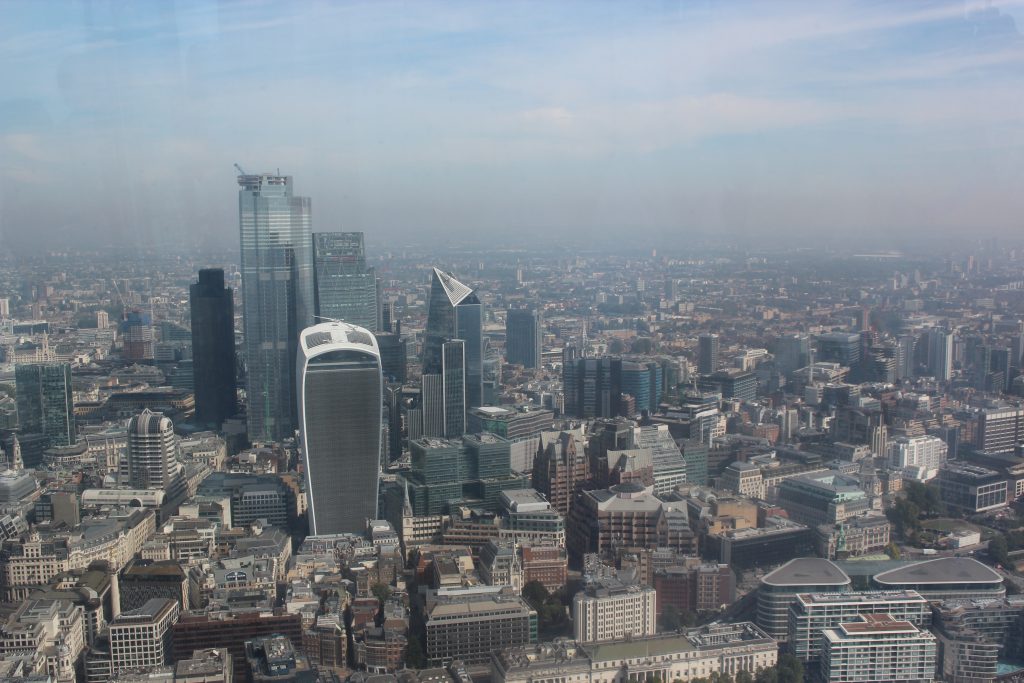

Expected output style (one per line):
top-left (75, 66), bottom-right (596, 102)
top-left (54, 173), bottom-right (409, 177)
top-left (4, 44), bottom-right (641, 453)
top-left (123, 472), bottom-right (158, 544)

top-left (190, 269), bottom-right (237, 429)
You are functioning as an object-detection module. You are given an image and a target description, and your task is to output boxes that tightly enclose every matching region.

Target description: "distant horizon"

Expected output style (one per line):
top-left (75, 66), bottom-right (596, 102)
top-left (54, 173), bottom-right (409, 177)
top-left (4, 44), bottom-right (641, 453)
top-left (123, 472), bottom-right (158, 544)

top-left (2, 0), bottom-right (1023, 252)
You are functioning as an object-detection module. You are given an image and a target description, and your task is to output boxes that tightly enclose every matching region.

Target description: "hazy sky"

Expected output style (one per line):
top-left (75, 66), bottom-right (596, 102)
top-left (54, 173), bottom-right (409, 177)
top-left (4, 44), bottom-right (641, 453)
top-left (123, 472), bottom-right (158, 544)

top-left (1, 0), bottom-right (1023, 253)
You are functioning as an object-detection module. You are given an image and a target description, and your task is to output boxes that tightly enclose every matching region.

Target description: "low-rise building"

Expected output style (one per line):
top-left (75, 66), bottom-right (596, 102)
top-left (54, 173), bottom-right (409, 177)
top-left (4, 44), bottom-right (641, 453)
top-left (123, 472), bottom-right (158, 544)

top-left (492, 623), bottom-right (777, 683)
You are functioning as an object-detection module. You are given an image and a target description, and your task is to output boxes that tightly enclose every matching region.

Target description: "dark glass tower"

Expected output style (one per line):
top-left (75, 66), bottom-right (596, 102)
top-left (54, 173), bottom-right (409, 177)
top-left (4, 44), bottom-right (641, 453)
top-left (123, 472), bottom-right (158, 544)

top-left (313, 231), bottom-right (379, 331)
top-left (15, 363), bottom-right (75, 447)
top-left (238, 173), bottom-right (314, 443)
top-left (190, 268), bottom-right (237, 429)
top-left (698, 333), bottom-right (719, 375)
top-left (506, 308), bottom-right (542, 369)
top-left (423, 268), bottom-right (483, 409)
top-left (297, 321), bottom-right (382, 535)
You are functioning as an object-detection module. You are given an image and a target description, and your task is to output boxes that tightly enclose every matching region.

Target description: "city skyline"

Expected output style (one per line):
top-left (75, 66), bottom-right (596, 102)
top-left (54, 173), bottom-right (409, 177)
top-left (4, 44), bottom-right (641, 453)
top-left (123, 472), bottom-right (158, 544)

top-left (1, 1), bottom-right (1023, 253)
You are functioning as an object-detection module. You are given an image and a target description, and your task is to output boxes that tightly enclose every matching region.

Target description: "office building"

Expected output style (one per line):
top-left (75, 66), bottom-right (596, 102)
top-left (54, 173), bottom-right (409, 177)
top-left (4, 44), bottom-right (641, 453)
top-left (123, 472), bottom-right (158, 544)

top-left (816, 332), bottom-right (862, 369)
top-left (297, 321), bottom-right (382, 535)
top-left (619, 361), bottom-right (663, 414)
top-left (697, 369), bottom-right (757, 402)
top-left (872, 557), bottom-right (1005, 601)
top-left (533, 430), bottom-right (589, 518)
top-left (493, 624), bottom-right (777, 683)
top-left (238, 172), bottom-right (314, 443)
top-left (698, 333), bottom-right (719, 375)
top-left (0, 598), bottom-right (85, 683)
top-left (123, 409), bottom-right (180, 490)
top-left (887, 435), bottom-right (947, 481)
top-left (787, 590), bottom-right (930, 662)
top-left (312, 231), bottom-right (379, 331)
top-left (376, 331), bottom-right (407, 384)
top-left (937, 462), bottom-right (1008, 514)
top-left (190, 268), bottom-right (237, 429)
top-left (653, 562), bottom-right (735, 614)
top-left (975, 405), bottom-right (1022, 454)
top-left (632, 424), bottom-right (686, 494)
top-left (775, 334), bottom-right (810, 377)
top-left (498, 489), bottom-right (566, 549)
top-left (109, 598), bottom-right (179, 673)
top-left (568, 483), bottom-right (696, 560)
top-left (175, 649), bottom-right (234, 683)
top-left (425, 592), bottom-right (536, 666)
top-left (756, 558), bottom-right (851, 640)
top-left (573, 579), bottom-right (657, 644)
top-left (118, 559), bottom-right (190, 612)
top-left (172, 612), bottom-right (302, 683)
top-left (519, 544), bottom-right (568, 593)
top-left (775, 473), bottom-right (871, 526)
top-left (15, 362), bottom-right (75, 447)
top-left (423, 267), bottom-right (483, 409)
top-left (820, 614), bottom-right (937, 683)
top-left (121, 310), bottom-right (155, 361)
top-left (245, 635), bottom-right (315, 683)
top-left (927, 328), bottom-right (954, 381)
top-left (506, 308), bottom-right (542, 369)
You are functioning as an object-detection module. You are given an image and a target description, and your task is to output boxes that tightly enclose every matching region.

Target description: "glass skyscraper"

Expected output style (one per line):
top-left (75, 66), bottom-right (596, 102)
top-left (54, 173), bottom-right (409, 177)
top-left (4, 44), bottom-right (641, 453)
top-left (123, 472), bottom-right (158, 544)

top-left (15, 363), bottom-right (75, 447)
top-left (238, 173), bottom-right (314, 443)
top-left (506, 307), bottom-right (542, 369)
top-left (423, 268), bottom-right (483, 409)
top-left (297, 321), bottom-right (382, 535)
top-left (189, 268), bottom-right (237, 429)
top-left (313, 231), bottom-right (380, 331)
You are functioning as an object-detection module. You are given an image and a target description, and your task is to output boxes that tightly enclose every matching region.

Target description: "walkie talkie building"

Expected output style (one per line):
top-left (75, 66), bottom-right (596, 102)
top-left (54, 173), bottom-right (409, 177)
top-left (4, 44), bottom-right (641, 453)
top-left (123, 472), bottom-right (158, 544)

top-left (297, 321), bottom-right (382, 535)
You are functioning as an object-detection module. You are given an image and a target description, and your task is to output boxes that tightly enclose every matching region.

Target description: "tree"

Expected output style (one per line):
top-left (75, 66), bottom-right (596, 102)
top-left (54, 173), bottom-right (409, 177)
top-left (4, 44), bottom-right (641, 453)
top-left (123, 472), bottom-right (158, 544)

top-left (404, 634), bottom-right (427, 669)
top-left (735, 672), bottom-right (754, 683)
top-left (990, 533), bottom-right (1010, 567)
top-left (371, 582), bottom-right (393, 605)
top-left (885, 541), bottom-right (901, 559)
top-left (522, 580), bottom-right (550, 609)
top-left (660, 604), bottom-right (683, 632)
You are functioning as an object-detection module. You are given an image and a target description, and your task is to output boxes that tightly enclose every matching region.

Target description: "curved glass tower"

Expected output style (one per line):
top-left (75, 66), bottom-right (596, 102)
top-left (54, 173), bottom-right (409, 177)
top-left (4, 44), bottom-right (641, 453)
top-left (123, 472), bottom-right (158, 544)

top-left (297, 321), bottom-right (382, 535)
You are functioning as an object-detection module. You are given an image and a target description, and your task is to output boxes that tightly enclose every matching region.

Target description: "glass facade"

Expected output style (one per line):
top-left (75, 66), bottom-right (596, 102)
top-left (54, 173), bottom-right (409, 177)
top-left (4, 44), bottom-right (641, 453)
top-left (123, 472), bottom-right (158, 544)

top-left (15, 363), bottom-right (75, 447)
top-left (506, 308), bottom-right (542, 369)
top-left (299, 329), bottom-right (382, 536)
top-left (313, 232), bottom-right (379, 331)
top-left (189, 268), bottom-right (237, 429)
top-left (238, 174), bottom-right (314, 443)
top-left (423, 268), bottom-right (483, 410)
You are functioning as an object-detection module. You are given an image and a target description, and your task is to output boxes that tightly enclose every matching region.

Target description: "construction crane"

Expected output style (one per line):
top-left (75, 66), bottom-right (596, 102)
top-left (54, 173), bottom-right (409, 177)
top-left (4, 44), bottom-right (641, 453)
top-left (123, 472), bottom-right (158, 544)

top-left (234, 163), bottom-right (247, 176)
top-left (111, 279), bottom-right (129, 320)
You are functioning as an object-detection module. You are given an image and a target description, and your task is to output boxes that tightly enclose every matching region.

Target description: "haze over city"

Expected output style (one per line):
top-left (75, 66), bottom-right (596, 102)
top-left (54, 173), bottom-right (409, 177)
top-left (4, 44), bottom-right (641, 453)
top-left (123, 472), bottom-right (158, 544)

top-left (2, 0), bottom-right (1023, 253)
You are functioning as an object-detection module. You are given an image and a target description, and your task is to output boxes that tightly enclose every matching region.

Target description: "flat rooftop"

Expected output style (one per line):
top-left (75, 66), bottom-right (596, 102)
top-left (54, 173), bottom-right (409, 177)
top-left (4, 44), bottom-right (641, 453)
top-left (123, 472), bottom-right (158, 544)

top-left (874, 557), bottom-right (1003, 586)
top-left (585, 633), bottom-right (695, 662)
top-left (761, 558), bottom-right (851, 588)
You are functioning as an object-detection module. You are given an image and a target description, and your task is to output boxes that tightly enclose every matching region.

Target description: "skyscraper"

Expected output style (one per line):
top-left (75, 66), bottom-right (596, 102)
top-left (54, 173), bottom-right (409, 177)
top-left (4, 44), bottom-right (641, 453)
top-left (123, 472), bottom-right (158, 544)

top-left (775, 334), bottom-right (810, 377)
top-left (297, 321), bottom-right (382, 535)
top-left (506, 308), bottom-right (542, 369)
top-left (927, 328), bottom-right (954, 382)
top-left (124, 409), bottom-right (179, 489)
top-left (698, 333), bottom-right (719, 375)
top-left (15, 363), bottom-right (75, 447)
top-left (238, 172), bottom-right (314, 443)
top-left (189, 269), bottom-right (237, 429)
top-left (421, 339), bottom-right (466, 439)
top-left (313, 232), bottom-right (379, 332)
top-left (121, 310), bottom-right (155, 361)
top-left (423, 268), bottom-right (483, 409)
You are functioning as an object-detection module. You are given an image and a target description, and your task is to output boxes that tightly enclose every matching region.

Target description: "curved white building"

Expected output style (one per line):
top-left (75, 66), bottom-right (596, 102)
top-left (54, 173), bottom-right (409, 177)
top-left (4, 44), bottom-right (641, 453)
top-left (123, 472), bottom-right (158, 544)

top-left (297, 321), bottom-right (382, 535)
